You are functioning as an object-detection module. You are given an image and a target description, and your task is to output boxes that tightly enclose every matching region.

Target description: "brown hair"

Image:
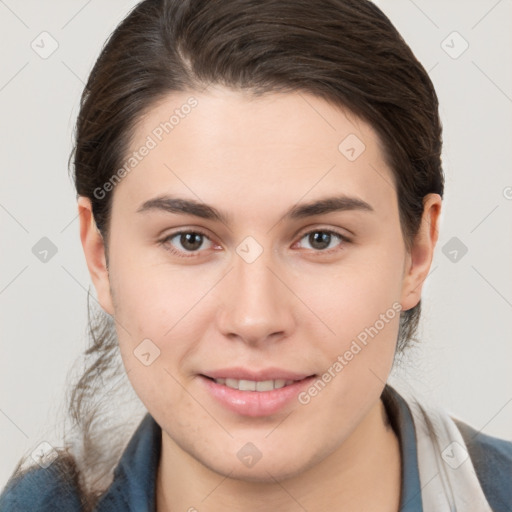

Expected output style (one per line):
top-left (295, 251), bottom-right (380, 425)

top-left (3, 0), bottom-right (443, 509)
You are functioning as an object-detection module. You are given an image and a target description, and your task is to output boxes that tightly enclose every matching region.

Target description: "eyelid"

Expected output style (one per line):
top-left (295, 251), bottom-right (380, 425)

top-left (295, 225), bottom-right (353, 243)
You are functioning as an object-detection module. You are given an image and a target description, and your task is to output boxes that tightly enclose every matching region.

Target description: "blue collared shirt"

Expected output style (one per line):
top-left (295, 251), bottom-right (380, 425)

top-left (1, 385), bottom-right (511, 511)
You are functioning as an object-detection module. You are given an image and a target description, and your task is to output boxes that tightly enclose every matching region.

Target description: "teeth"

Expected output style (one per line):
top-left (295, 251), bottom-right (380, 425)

top-left (257, 380), bottom-right (276, 391)
top-left (225, 378), bottom-right (239, 389)
top-left (215, 378), bottom-right (295, 391)
top-left (239, 379), bottom-right (256, 391)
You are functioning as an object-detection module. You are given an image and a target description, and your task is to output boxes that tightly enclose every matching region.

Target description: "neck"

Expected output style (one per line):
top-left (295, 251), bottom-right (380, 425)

top-left (156, 398), bottom-right (401, 512)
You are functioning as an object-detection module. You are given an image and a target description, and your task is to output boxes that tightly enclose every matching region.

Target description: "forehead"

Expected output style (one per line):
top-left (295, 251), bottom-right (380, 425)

top-left (113, 86), bottom-right (397, 220)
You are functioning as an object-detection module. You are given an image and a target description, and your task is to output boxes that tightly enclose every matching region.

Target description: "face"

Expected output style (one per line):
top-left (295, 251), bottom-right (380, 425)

top-left (80, 86), bottom-right (439, 481)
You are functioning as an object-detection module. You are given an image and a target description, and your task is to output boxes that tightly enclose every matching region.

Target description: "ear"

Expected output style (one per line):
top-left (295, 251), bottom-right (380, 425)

top-left (78, 196), bottom-right (115, 316)
top-left (400, 193), bottom-right (442, 311)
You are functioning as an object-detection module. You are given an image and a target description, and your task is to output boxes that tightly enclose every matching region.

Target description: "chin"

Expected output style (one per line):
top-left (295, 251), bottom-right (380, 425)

top-left (199, 450), bottom-right (317, 484)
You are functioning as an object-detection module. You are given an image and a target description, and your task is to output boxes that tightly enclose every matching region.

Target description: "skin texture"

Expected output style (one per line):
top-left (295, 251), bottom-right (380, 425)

top-left (78, 86), bottom-right (441, 511)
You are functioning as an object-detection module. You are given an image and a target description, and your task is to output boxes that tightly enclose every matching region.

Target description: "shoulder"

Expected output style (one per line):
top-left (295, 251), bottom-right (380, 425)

top-left (0, 458), bottom-right (82, 512)
top-left (454, 418), bottom-right (512, 512)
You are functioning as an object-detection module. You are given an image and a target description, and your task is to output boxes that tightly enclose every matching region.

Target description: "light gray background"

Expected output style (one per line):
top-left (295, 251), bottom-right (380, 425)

top-left (1, 0), bottom-right (511, 490)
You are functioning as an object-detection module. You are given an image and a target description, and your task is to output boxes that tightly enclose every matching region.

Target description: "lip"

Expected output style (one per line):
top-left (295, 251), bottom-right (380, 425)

top-left (202, 367), bottom-right (312, 381)
top-left (199, 368), bottom-right (316, 417)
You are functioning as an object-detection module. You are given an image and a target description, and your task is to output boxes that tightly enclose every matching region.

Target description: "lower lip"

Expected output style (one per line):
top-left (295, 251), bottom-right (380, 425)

top-left (199, 375), bottom-right (316, 417)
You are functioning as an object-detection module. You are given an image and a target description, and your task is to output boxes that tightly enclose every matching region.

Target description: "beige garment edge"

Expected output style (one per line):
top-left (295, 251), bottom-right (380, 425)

top-left (405, 395), bottom-right (494, 512)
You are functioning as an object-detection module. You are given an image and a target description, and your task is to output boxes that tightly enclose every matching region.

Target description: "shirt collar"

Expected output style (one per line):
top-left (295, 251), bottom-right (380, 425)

top-left (97, 384), bottom-right (423, 511)
top-left (381, 383), bottom-right (424, 512)
top-left (95, 413), bottom-right (161, 512)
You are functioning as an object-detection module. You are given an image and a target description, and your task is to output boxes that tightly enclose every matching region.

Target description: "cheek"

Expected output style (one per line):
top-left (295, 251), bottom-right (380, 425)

top-left (109, 251), bottom-right (219, 374)
top-left (292, 246), bottom-right (404, 403)
top-left (303, 247), bottom-right (404, 340)
top-left (295, 263), bottom-right (402, 420)
top-left (109, 262), bottom-right (207, 410)
top-left (110, 250), bottom-right (205, 331)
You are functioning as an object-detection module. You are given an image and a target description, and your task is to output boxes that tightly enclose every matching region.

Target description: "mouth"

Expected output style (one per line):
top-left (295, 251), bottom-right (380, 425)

top-left (201, 376), bottom-right (305, 391)
top-left (198, 369), bottom-right (317, 417)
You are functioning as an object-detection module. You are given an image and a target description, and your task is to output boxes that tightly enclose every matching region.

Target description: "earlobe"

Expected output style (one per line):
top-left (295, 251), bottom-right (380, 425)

top-left (400, 193), bottom-right (442, 311)
top-left (77, 196), bottom-right (115, 316)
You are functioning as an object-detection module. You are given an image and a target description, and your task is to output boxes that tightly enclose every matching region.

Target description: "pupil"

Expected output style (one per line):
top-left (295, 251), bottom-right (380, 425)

top-left (181, 233), bottom-right (202, 251)
top-left (310, 231), bottom-right (331, 250)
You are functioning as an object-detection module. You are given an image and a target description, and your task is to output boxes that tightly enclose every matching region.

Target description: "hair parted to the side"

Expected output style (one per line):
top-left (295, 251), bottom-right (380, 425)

top-left (4, 0), bottom-right (443, 509)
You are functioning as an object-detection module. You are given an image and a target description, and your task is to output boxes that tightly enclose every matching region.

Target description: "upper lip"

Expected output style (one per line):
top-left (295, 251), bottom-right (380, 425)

top-left (201, 367), bottom-right (315, 381)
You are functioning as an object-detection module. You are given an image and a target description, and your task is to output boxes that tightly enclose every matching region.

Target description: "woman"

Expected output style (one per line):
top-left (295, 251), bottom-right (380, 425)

top-left (1, 0), bottom-right (510, 511)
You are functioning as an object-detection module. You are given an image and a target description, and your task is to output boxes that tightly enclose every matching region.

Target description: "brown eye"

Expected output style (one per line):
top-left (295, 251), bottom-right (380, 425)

top-left (178, 232), bottom-right (204, 251)
top-left (161, 230), bottom-right (214, 257)
top-left (308, 231), bottom-right (333, 250)
top-left (297, 229), bottom-right (349, 252)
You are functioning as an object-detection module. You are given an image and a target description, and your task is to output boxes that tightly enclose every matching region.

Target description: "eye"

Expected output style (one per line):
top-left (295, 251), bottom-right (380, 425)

top-left (160, 230), bottom-right (215, 257)
top-left (295, 229), bottom-right (350, 253)
top-left (159, 227), bottom-right (351, 258)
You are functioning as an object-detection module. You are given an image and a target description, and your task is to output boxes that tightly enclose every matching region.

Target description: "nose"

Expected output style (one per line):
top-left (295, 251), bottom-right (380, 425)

top-left (215, 244), bottom-right (296, 347)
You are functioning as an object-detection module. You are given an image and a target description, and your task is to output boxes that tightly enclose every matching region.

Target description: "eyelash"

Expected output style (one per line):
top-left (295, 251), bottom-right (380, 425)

top-left (158, 228), bottom-right (351, 259)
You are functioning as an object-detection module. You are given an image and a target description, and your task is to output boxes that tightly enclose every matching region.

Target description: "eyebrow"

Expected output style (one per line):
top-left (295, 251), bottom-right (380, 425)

top-left (136, 194), bottom-right (374, 224)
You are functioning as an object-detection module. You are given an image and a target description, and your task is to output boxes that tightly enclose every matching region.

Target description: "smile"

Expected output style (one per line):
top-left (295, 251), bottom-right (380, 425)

top-left (199, 372), bottom-right (317, 417)
top-left (210, 378), bottom-right (296, 391)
